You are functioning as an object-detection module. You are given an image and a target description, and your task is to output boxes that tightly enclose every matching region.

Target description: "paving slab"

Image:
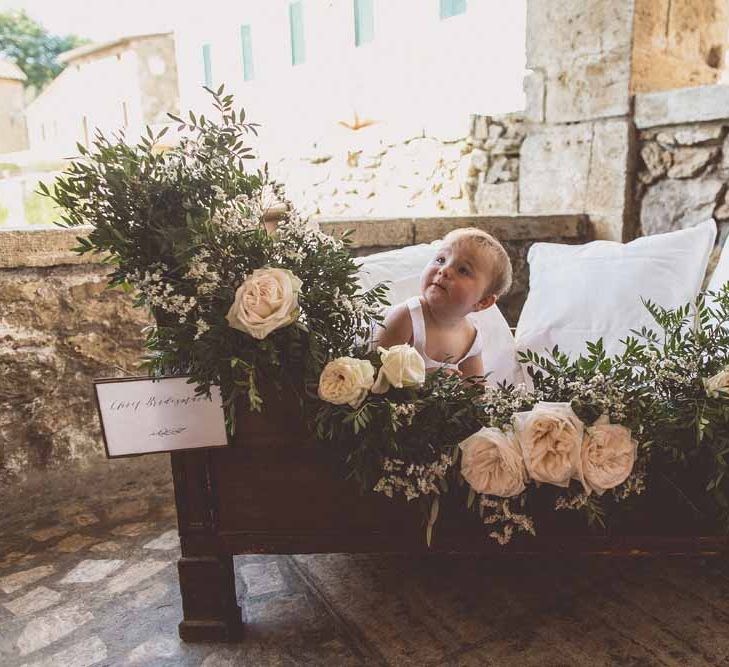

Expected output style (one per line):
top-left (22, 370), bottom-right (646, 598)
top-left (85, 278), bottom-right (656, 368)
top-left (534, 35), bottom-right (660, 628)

top-left (0, 457), bottom-right (727, 666)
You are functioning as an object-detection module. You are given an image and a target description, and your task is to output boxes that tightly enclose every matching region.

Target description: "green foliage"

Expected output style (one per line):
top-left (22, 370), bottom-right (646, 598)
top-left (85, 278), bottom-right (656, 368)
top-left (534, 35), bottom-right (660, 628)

top-left (47, 87), bottom-right (387, 433)
top-left (0, 10), bottom-right (88, 91)
top-left (620, 288), bottom-right (729, 530)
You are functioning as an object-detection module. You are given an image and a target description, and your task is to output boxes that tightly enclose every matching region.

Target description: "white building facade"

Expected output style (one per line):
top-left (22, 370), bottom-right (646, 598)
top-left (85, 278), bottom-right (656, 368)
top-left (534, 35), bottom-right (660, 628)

top-left (25, 33), bottom-right (180, 157)
top-left (172, 0), bottom-right (527, 157)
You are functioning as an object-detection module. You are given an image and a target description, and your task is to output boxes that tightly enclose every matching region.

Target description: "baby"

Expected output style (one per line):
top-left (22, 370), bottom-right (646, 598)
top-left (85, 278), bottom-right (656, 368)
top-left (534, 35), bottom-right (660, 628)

top-left (374, 228), bottom-right (512, 378)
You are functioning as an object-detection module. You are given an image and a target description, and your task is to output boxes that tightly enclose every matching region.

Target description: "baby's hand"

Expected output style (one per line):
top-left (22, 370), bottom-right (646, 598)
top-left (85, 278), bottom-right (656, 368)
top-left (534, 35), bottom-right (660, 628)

top-left (442, 368), bottom-right (463, 378)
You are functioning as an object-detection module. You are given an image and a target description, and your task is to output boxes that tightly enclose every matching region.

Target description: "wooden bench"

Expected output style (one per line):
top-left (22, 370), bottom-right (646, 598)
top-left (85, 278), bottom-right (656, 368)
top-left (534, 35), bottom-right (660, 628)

top-left (170, 395), bottom-right (729, 642)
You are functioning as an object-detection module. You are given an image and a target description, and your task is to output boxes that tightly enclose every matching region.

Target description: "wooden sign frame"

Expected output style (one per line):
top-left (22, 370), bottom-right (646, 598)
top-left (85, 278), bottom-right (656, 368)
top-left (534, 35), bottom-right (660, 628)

top-left (93, 375), bottom-right (229, 458)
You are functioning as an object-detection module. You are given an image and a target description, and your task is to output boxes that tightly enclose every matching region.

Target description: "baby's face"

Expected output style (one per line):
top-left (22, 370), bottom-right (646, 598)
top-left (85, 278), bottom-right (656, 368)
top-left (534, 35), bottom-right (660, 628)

top-left (420, 241), bottom-right (494, 316)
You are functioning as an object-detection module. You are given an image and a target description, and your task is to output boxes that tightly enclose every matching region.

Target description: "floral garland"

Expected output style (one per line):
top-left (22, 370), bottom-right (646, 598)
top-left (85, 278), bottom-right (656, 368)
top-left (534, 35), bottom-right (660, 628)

top-left (315, 297), bottom-right (729, 544)
top-left (48, 88), bottom-right (729, 546)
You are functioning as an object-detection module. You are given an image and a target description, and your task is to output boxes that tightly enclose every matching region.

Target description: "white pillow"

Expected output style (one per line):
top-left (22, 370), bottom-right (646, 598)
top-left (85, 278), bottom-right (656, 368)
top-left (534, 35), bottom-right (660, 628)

top-left (515, 219), bottom-right (717, 361)
top-left (707, 233), bottom-right (729, 294)
top-left (706, 233), bottom-right (729, 322)
top-left (356, 243), bottom-right (525, 387)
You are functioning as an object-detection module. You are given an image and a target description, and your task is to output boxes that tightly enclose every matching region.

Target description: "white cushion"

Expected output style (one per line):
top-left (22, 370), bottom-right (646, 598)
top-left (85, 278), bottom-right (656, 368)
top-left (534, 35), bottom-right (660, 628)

top-left (515, 219), bottom-right (717, 360)
top-left (356, 243), bottom-right (525, 387)
top-left (707, 233), bottom-right (729, 294)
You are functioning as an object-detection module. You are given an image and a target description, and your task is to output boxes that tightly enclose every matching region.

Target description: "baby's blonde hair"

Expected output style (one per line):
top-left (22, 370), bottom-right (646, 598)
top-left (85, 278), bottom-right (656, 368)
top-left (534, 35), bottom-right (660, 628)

top-left (442, 227), bottom-right (513, 298)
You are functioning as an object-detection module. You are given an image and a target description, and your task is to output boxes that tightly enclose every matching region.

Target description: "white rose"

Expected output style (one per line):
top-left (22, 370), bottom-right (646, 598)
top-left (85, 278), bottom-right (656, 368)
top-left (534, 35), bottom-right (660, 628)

top-left (459, 427), bottom-right (527, 497)
top-left (704, 367), bottom-right (729, 398)
top-left (581, 416), bottom-right (637, 495)
top-left (371, 344), bottom-right (426, 394)
top-left (513, 402), bottom-right (585, 488)
top-left (226, 268), bottom-right (302, 340)
top-left (318, 357), bottom-right (375, 408)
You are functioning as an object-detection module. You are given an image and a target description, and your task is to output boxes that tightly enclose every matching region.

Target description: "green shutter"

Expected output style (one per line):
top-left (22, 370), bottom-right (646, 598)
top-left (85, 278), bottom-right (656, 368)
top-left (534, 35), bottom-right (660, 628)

top-left (354, 0), bottom-right (374, 46)
top-left (440, 0), bottom-right (466, 19)
top-left (240, 25), bottom-right (254, 81)
top-left (202, 43), bottom-right (213, 87)
top-left (289, 2), bottom-right (306, 65)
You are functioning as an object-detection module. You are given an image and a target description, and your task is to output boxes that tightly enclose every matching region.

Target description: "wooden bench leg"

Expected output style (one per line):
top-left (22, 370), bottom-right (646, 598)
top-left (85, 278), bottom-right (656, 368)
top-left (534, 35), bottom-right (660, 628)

top-left (177, 553), bottom-right (244, 642)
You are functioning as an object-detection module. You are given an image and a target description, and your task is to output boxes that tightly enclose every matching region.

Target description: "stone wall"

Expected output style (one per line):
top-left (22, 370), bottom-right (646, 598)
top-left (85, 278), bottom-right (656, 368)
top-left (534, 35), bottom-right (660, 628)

top-left (270, 114), bottom-right (526, 220)
top-left (520, 1), bottom-right (636, 242)
top-left (0, 215), bottom-right (589, 484)
top-left (0, 260), bottom-right (150, 485)
top-left (635, 84), bottom-right (729, 248)
top-left (632, 0), bottom-right (729, 94)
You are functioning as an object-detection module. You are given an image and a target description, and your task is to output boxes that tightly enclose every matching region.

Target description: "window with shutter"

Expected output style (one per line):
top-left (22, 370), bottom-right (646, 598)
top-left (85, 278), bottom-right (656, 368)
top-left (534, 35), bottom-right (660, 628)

top-left (240, 25), bottom-right (254, 81)
top-left (354, 0), bottom-right (374, 46)
top-left (202, 43), bottom-right (213, 87)
top-left (440, 0), bottom-right (467, 19)
top-left (289, 2), bottom-right (306, 65)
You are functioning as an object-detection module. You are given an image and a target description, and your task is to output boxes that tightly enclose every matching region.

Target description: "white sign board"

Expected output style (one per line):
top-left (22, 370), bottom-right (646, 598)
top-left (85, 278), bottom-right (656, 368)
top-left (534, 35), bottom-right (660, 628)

top-left (94, 376), bottom-right (228, 458)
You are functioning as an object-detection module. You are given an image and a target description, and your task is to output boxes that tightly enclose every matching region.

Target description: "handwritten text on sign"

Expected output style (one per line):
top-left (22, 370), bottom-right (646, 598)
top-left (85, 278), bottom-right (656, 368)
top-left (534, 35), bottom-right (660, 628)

top-left (94, 376), bottom-right (228, 457)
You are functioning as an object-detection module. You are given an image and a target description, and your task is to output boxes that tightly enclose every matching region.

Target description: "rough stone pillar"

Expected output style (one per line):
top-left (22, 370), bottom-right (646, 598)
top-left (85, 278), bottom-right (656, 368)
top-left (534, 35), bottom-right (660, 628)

top-left (520, 1), bottom-right (638, 241)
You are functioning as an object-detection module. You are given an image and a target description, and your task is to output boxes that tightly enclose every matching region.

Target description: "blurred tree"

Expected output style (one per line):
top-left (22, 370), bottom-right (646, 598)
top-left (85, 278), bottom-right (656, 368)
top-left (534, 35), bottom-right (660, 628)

top-left (0, 10), bottom-right (88, 92)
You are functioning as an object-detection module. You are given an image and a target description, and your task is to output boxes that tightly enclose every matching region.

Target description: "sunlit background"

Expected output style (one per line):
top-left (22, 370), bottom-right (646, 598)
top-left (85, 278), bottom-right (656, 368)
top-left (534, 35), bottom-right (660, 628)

top-left (0, 0), bottom-right (527, 226)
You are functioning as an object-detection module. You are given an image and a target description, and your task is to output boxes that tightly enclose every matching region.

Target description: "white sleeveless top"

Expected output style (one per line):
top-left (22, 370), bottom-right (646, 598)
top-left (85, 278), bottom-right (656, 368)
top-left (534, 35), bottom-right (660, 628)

top-left (406, 296), bottom-right (483, 371)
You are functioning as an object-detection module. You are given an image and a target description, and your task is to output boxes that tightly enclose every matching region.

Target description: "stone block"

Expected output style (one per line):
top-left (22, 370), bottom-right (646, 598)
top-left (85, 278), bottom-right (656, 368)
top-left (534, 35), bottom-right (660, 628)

top-left (631, 50), bottom-right (721, 95)
top-left (471, 115), bottom-right (489, 141)
top-left (411, 215), bottom-right (588, 245)
top-left (635, 84), bottom-right (729, 128)
top-left (485, 156), bottom-right (519, 184)
top-left (527, 0), bottom-right (633, 68)
top-left (484, 136), bottom-right (524, 156)
top-left (524, 70), bottom-right (545, 123)
top-left (0, 227), bottom-right (100, 269)
top-left (519, 123), bottom-right (593, 214)
top-left (657, 124), bottom-right (724, 146)
top-left (640, 174), bottom-right (724, 235)
top-left (633, 0), bottom-right (670, 52)
top-left (474, 182), bottom-right (518, 215)
top-left (16, 604), bottom-right (94, 656)
top-left (639, 142), bottom-right (673, 184)
top-left (586, 118), bottom-right (631, 216)
top-left (666, 146), bottom-right (719, 179)
top-left (714, 188), bottom-right (729, 221)
top-left (545, 49), bottom-right (631, 123)
top-left (317, 218), bottom-right (414, 248)
top-left (468, 148), bottom-right (489, 174)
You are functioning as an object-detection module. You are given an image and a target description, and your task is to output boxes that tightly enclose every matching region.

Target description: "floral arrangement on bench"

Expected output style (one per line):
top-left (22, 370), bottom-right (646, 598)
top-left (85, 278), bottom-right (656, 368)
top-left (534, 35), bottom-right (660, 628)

top-left (46, 89), bottom-right (729, 546)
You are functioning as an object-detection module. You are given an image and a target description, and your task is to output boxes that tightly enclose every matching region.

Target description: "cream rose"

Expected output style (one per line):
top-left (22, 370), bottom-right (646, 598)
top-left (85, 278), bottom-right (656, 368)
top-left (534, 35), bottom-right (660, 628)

top-left (371, 344), bottom-right (426, 394)
top-left (459, 427), bottom-right (527, 497)
top-left (226, 268), bottom-right (302, 340)
top-left (318, 357), bottom-right (375, 408)
top-left (513, 402), bottom-right (585, 488)
top-left (704, 366), bottom-right (729, 398)
top-left (581, 416), bottom-right (637, 495)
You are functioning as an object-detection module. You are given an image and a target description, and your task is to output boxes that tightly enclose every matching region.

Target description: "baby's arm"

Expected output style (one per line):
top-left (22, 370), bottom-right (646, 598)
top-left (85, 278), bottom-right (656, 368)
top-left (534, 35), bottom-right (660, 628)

top-left (373, 303), bottom-right (413, 349)
top-left (459, 353), bottom-right (484, 381)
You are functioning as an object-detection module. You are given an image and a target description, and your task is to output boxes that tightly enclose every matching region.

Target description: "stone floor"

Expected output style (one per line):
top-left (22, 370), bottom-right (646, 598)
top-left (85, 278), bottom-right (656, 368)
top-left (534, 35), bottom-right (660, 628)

top-left (1, 458), bottom-right (728, 666)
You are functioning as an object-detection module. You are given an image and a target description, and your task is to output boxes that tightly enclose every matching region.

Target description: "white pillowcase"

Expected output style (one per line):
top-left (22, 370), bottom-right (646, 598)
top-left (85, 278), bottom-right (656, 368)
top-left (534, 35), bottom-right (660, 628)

top-left (356, 243), bottom-right (525, 387)
top-left (707, 233), bottom-right (729, 294)
top-left (515, 219), bottom-right (717, 361)
top-left (706, 233), bottom-right (729, 322)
